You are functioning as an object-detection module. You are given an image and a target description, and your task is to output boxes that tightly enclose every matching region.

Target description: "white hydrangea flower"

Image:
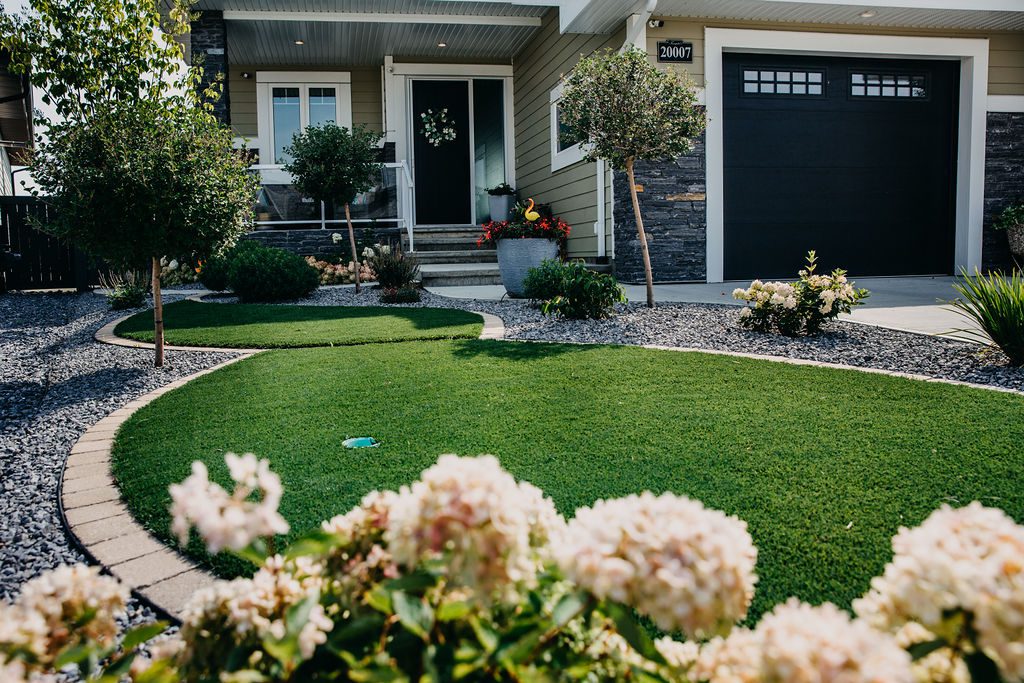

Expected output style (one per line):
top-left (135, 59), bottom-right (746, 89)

top-left (169, 453), bottom-right (289, 554)
top-left (362, 247), bottom-right (374, 259)
top-left (167, 259), bottom-right (179, 271)
top-left (385, 454), bottom-right (565, 598)
top-left (855, 503), bottom-right (1024, 682)
top-left (696, 600), bottom-right (912, 683)
top-left (896, 622), bottom-right (968, 683)
top-left (655, 637), bottom-right (700, 671)
top-left (331, 232), bottom-right (343, 244)
top-left (180, 555), bottom-right (330, 661)
top-left (556, 492), bottom-right (757, 638)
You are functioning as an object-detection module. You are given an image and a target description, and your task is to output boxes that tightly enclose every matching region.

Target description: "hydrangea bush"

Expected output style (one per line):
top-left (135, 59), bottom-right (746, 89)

top-left (2, 454), bottom-right (1022, 682)
top-left (733, 251), bottom-right (870, 336)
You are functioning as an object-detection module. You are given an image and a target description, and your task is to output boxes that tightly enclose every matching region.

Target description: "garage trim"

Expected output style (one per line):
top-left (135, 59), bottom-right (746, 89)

top-left (704, 28), bottom-right (989, 283)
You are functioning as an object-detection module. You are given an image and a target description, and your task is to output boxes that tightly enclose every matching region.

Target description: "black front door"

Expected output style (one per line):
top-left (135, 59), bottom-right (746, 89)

top-left (722, 53), bottom-right (959, 279)
top-left (412, 80), bottom-right (472, 225)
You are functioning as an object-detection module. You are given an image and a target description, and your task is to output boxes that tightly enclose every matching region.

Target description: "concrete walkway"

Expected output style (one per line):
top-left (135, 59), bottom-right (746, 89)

top-left (426, 276), bottom-right (980, 341)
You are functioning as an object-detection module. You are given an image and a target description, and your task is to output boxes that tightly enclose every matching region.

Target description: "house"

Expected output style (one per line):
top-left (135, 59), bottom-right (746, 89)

top-left (188, 0), bottom-right (1024, 284)
top-left (0, 48), bottom-right (32, 197)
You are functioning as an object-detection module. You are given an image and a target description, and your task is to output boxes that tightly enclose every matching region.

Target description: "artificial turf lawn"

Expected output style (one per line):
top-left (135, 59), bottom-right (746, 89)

top-left (112, 340), bottom-right (1024, 622)
top-left (113, 299), bottom-right (483, 348)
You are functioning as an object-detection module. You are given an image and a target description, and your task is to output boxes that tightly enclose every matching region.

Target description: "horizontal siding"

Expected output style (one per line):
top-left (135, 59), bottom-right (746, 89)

top-left (228, 65), bottom-right (382, 139)
top-left (512, 8), bottom-right (623, 258)
top-left (647, 18), bottom-right (1024, 95)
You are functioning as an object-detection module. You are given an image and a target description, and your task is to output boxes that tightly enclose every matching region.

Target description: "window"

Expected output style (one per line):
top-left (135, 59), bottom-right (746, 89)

top-left (256, 73), bottom-right (352, 166)
top-left (550, 81), bottom-right (586, 171)
top-left (850, 72), bottom-right (927, 99)
top-left (742, 68), bottom-right (825, 96)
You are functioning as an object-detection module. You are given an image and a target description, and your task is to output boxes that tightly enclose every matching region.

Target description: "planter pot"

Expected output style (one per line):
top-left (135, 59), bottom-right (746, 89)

top-left (496, 238), bottom-right (559, 298)
top-left (487, 194), bottom-right (516, 222)
top-left (1007, 225), bottom-right (1024, 259)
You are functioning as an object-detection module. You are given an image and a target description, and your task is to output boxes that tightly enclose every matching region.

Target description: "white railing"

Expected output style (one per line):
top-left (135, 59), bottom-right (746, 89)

top-left (249, 161), bottom-right (414, 249)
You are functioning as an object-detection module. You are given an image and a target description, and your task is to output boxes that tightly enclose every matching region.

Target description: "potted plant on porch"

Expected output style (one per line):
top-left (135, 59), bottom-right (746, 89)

top-left (478, 198), bottom-right (570, 297)
top-left (994, 201), bottom-right (1024, 264)
top-left (486, 182), bottom-right (517, 221)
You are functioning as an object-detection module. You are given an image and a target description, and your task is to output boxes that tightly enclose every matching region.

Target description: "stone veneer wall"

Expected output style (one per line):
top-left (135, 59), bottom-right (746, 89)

top-left (983, 112), bottom-right (1023, 271)
top-left (190, 11), bottom-right (230, 126)
top-left (613, 136), bottom-right (707, 283)
top-left (244, 227), bottom-right (401, 259)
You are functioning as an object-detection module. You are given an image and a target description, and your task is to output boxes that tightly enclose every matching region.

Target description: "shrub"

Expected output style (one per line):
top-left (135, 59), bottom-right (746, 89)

top-left (950, 268), bottom-right (1024, 365)
top-left (380, 286), bottom-right (421, 304)
top-left (365, 243), bottom-right (419, 289)
top-left (226, 242), bottom-right (319, 302)
top-left (305, 256), bottom-right (375, 286)
top-left (159, 258), bottom-right (198, 287)
top-left (98, 269), bottom-right (150, 310)
top-left (733, 251), bottom-right (869, 336)
top-left (525, 259), bottom-right (626, 319)
top-left (10, 452), bottom-right (1023, 683)
top-left (197, 249), bottom-right (236, 291)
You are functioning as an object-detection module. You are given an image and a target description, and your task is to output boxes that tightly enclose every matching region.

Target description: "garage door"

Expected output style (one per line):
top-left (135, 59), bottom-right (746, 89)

top-left (723, 53), bottom-right (959, 280)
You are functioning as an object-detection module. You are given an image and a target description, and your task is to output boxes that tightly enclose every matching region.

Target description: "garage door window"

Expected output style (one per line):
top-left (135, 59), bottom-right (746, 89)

top-left (850, 72), bottom-right (928, 99)
top-left (742, 68), bottom-right (824, 96)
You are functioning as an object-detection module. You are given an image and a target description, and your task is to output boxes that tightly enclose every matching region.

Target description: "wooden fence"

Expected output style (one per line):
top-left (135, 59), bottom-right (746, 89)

top-left (1, 196), bottom-right (95, 292)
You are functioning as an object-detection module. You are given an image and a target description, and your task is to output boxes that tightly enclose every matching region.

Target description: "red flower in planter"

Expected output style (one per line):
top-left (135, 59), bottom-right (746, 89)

top-left (477, 217), bottom-right (570, 248)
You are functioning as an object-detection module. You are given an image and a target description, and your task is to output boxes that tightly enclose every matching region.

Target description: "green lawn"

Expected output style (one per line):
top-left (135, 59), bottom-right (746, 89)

top-left (111, 340), bottom-right (1024, 622)
top-left (113, 300), bottom-right (483, 348)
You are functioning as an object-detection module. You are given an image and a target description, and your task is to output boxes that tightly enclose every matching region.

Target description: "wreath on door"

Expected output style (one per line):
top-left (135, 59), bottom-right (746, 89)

top-left (419, 108), bottom-right (457, 147)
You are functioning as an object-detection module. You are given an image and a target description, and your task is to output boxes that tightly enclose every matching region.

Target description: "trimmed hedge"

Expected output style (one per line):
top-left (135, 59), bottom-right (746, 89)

top-left (226, 241), bottom-right (319, 302)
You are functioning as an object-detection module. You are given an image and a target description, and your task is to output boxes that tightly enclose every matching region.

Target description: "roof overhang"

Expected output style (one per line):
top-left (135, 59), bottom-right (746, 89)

top-left (562, 0), bottom-right (1024, 34)
top-left (195, 1), bottom-right (551, 66)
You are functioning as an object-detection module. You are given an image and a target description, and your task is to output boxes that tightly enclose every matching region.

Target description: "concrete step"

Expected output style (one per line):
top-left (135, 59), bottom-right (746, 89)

top-left (406, 225), bottom-right (482, 239)
top-left (412, 249), bottom-right (496, 265)
top-left (419, 263), bottom-right (503, 287)
top-left (406, 236), bottom-right (482, 252)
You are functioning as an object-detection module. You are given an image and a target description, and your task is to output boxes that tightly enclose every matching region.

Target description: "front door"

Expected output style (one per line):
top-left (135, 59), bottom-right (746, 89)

top-left (412, 80), bottom-right (472, 225)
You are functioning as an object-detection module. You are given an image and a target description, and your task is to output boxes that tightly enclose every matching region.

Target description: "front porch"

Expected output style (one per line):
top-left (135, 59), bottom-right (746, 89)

top-left (191, 1), bottom-right (538, 285)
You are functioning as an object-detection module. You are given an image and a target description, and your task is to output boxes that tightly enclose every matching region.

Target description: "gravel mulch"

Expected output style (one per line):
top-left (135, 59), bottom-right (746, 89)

top-left (0, 291), bottom-right (237, 607)
top-left (204, 286), bottom-right (1024, 393)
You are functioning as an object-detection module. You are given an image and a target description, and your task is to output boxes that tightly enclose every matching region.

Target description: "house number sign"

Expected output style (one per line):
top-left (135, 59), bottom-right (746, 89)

top-left (657, 40), bottom-right (693, 63)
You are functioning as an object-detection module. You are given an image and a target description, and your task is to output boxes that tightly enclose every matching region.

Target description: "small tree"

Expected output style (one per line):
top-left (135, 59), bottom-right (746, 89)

top-left (31, 100), bottom-right (257, 365)
top-left (558, 47), bottom-right (706, 308)
top-left (1, 0), bottom-right (258, 366)
top-left (284, 124), bottom-right (384, 294)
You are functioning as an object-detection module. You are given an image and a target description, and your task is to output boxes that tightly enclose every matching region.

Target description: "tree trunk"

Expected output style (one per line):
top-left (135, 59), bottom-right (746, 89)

top-left (626, 158), bottom-right (655, 308)
top-left (151, 257), bottom-right (165, 368)
top-left (345, 202), bottom-right (360, 294)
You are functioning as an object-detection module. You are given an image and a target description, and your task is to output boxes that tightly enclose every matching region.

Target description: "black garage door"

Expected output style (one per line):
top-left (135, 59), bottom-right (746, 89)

top-left (723, 53), bottom-right (959, 280)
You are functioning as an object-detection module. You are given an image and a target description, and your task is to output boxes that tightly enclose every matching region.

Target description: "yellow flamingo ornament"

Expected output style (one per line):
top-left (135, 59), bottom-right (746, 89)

top-left (524, 198), bottom-right (541, 222)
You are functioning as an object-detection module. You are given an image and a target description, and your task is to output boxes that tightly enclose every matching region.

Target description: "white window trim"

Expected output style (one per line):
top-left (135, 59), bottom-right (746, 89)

top-left (549, 81), bottom-right (587, 172)
top-left (255, 71), bottom-right (353, 180)
top-left (703, 28), bottom-right (989, 283)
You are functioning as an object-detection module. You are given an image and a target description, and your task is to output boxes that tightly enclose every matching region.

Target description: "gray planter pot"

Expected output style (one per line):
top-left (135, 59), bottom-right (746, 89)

top-left (487, 194), bottom-right (516, 222)
top-left (496, 238), bottom-right (559, 297)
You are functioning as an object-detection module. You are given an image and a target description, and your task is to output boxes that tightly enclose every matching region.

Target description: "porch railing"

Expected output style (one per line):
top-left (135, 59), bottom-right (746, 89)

top-left (249, 160), bottom-right (415, 251)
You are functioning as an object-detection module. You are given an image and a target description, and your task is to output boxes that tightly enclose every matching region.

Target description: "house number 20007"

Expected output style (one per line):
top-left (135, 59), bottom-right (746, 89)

top-left (657, 41), bottom-right (693, 63)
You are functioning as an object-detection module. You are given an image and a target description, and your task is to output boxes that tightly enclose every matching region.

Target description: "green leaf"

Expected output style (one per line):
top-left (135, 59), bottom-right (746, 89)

top-left (907, 638), bottom-right (949, 661)
top-left (54, 643), bottom-right (92, 668)
top-left (366, 584), bottom-right (393, 614)
top-left (964, 649), bottom-right (1002, 683)
top-left (604, 602), bottom-right (666, 666)
top-left (121, 621), bottom-right (170, 650)
top-left (286, 588), bottom-right (320, 638)
top-left (469, 615), bottom-right (499, 653)
top-left (552, 591), bottom-right (589, 627)
top-left (283, 528), bottom-right (341, 559)
top-left (437, 600), bottom-right (472, 622)
top-left (383, 570), bottom-right (438, 595)
top-left (391, 591), bottom-right (434, 641)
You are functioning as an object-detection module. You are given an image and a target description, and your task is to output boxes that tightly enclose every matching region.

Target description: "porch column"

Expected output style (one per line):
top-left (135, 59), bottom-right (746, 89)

top-left (190, 10), bottom-right (231, 126)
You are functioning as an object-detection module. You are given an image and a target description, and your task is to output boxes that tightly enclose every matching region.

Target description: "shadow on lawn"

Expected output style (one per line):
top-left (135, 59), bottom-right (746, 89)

top-left (117, 300), bottom-right (483, 335)
top-left (449, 338), bottom-right (588, 361)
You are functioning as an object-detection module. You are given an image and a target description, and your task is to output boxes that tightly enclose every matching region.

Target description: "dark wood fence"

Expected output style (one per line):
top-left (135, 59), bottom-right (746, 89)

top-left (1, 196), bottom-right (95, 292)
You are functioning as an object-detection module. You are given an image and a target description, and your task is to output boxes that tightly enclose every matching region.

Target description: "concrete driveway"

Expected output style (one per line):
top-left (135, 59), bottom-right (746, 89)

top-left (430, 275), bottom-right (980, 341)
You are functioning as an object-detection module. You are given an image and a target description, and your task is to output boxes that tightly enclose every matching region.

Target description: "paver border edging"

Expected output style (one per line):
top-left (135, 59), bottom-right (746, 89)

top-left (58, 352), bottom-right (256, 622)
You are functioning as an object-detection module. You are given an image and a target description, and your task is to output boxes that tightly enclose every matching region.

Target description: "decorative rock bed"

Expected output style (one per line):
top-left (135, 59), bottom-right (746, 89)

top-left (0, 292), bottom-right (234, 612)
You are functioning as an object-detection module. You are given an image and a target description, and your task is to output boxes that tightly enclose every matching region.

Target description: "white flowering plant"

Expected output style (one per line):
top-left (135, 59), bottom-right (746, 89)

top-left (419, 108), bottom-right (457, 147)
top-left (4, 453), bottom-right (1023, 683)
top-left (733, 250), bottom-right (870, 336)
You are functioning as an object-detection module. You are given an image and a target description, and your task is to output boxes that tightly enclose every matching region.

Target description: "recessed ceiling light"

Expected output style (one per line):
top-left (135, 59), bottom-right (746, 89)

top-left (294, 39), bottom-right (305, 45)
top-left (437, 42), bottom-right (448, 48)
top-left (859, 9), bottom-right (877, 18)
